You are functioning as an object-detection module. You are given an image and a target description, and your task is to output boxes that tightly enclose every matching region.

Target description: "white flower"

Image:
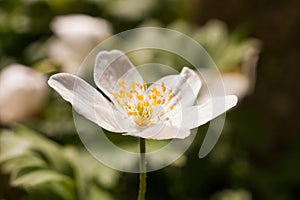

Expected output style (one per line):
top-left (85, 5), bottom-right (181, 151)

top-left (197, 69), bottom-right (250, 104)
top-left (197, 43), bottom-right (260, 104)
top-left (193, 19), bottom-right (261, 102)
top-left (48, 50), bottom-right (237, 140)
top-left (47, 14), bottom-right (112, 73)
top-left (0, 64), bottom-right (48, 125)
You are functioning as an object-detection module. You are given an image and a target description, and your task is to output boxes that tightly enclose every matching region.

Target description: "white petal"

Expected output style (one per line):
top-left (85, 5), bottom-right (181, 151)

top-left (125, 124), bottom-right (190, 140)
top-left (182, 95), bottom-right (238, 129)
top-left (125, 124), bottom-right (164, 138)
top-left (94, 50), bottom-right (143, 99)
top-left (146, 67), bottom-right (201, 109)
top-left (148, 126), bottom-right (190, 140)
top-left (180, 67), bottom-right (202, 99)
top-left (48, 73), bottom-right (134, 132)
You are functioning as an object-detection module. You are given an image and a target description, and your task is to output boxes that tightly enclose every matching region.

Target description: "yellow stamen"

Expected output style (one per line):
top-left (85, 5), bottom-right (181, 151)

top-left (137, 118), bottom-right (142, 125)
top-left (152, 93), bottom-right (157, 99)
top-left (156, 90), bottom-right (161, 97)
top-left (154, 99), bottom-right (161, 105)
top-left (113, 80), bottom-right (176, 127)
top-left (131, 81), bottom-right (135, 90)
top-left (119, 90), bottom-right (125, 98)
top-left (161, 82), bottom-right (166, 92)
top-left (127, 92), bottom-right (133, 100)
top-left (137, 94), bottom-right (144, 101)
top-left (138, 83), bottom-right (143, 90)
top-left (118, 80), bottom-right (125, 87)
top-left (144, 101), bottom-right (149, 107)
top-left (112, 92), bottom-right (118, 98)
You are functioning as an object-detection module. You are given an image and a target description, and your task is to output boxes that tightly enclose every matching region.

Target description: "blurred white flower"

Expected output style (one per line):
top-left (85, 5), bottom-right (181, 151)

top-left (197, 70), bottom-right (251, 104)
top-left (197, 39), bottom-right (260, 103)
top-left (0, 64), bottom-right (48, 125)
top-left (48, 50), bottom-right (237, 140)
top-left (192, 19), bottom-right (261, 102)
top-left (47, 14), bottom-right (112, 73)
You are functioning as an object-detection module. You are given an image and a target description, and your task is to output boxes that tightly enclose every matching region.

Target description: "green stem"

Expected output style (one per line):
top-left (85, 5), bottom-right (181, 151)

top-left (137, 138), bottom-right (146, 200)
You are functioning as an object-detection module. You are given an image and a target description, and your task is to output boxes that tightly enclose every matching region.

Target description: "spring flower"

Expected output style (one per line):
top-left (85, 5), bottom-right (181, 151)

top-left (197, 69), bottom-right (251, 104)
top-left (193, 20), bottom-right (261, 102)
top-left (196, 44), bottom-right (260, 104)
top-left (0, 64), bottom-right (48, 125)
top-left (48, 50), bottom-right (237, 140)
top-left (47, 14), bottom-right (112, 73)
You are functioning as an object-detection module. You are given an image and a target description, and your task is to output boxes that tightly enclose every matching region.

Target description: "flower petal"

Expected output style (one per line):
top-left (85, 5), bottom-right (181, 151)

top-left (94, 50), bottom-right (143, 99)
top-left (124, 124), bottom-right (164, 138)
top-left (125, 124), bottom-right (190, 140)
top-left (148, 126), bottom-right (190, 140)
top-left (48, 73), bottom-right (134, 132)
top-left (146, 67), bottom-right (201, 110)
top-left (180, 67), bottom-right (202, 100)
top-left (182, 95), bottom-right (238, 129)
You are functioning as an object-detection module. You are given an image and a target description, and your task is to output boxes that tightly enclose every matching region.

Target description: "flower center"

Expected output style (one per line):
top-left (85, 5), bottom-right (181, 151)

top-left (112, 80), bottom-right (174, 126)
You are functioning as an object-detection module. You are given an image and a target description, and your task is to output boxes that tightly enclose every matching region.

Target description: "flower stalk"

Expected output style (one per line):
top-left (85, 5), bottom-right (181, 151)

top-left (138, 138), bottom-right (146, 200)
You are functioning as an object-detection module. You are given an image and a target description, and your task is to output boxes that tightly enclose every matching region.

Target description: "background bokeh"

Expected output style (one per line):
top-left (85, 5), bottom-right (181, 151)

top-left (0, 0), bottom-right (299, 199)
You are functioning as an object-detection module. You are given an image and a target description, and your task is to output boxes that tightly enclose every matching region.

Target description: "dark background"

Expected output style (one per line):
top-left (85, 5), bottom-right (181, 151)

top-left (191, 0), bottom-right (300, 137)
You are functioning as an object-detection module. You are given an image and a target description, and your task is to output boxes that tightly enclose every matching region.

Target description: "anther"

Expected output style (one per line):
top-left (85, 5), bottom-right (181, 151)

top-left (137, 94), bottom-right (144, 101)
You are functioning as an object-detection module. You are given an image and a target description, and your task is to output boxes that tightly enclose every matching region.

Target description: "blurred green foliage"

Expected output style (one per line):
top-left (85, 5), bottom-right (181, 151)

top-left (0, 125), bottom-right (118, 200)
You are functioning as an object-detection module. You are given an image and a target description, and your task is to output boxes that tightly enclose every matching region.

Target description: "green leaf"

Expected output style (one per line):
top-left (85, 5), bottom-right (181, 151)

top-left (11, 167), bottom-right (77, 199)
top-left (11, 168), bottom-right (72, 188)
top-left (0, 130), bottom-right (32, 164)
top-left (65, 147), bottom-right (120, 188)
top-left (2, 155), bottom-right (47, 174)
top-left (25, 181), bottom-right (77, 200)
top-left (13, 125), bottom-right (73, 174)
top-left (88, 182), bottom-right (114, 200)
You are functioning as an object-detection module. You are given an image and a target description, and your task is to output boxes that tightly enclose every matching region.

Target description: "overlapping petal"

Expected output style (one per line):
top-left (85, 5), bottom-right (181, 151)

top-left (125, 124), bottom-right (190, 140)
top-left (94, 50), bottom-right (143, 100)
top-left (48, 73), bottom-right (134, 132)
top-left (146, 67), bottom-right (201, 110)
top-left (180, 67), bottom-right (202, 101)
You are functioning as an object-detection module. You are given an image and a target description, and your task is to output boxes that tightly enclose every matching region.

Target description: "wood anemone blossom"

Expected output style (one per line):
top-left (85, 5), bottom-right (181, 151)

top-left (48, 50), bottom-right (238, 140)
